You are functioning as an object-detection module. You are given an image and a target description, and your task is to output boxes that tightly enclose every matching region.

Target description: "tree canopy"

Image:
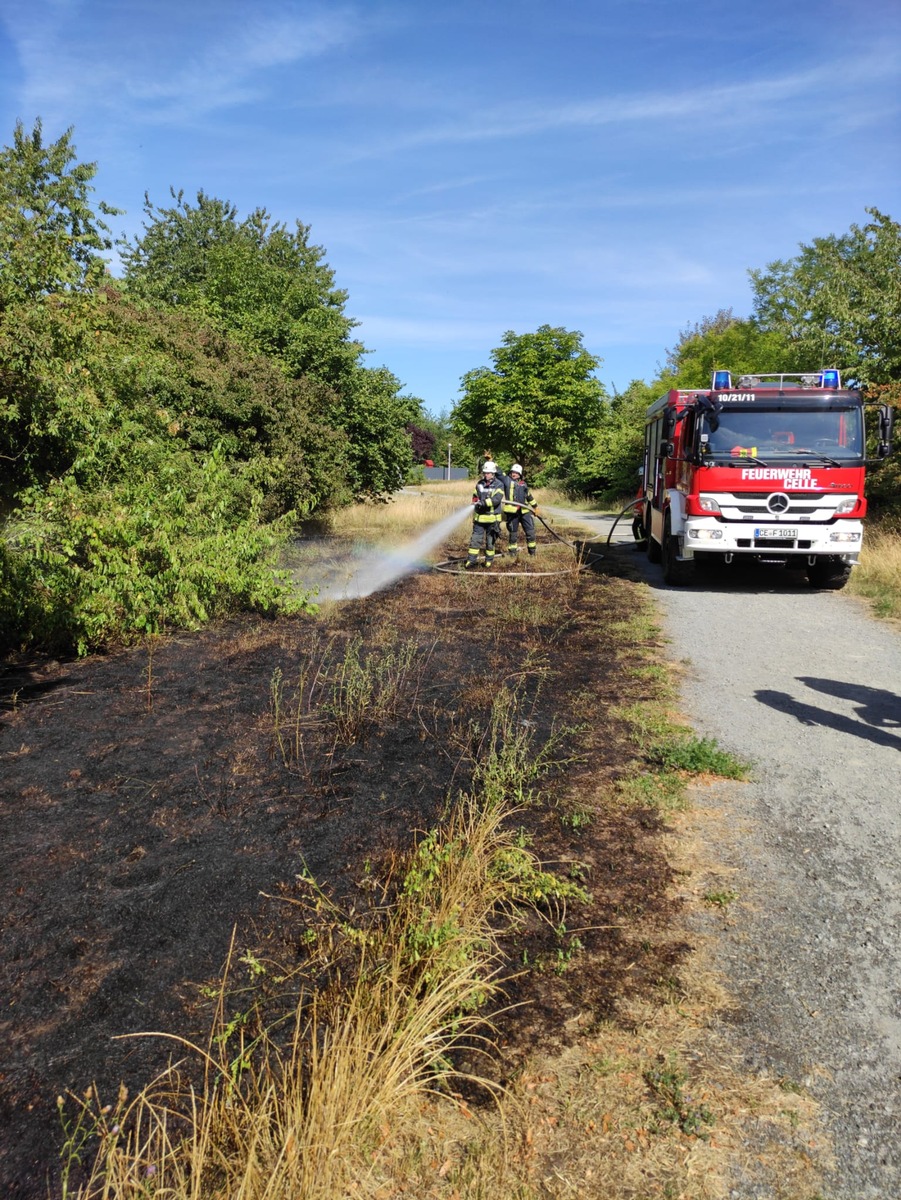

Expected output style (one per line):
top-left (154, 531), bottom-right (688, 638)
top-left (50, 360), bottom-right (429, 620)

top-left (0, 119), bottom-right (119, 310)
top-left (120, 190), bottom-right (363, 390)
top-left (120, 188), bottom-right (418, 495)
top-left (452, 325), bottom-right (606, 471)
top-left (561, 379), bottom-right (656, 497)
top-left (662, 309), bottom-right (797, 390)
top-left (750, 208), bottom-right (901, 385)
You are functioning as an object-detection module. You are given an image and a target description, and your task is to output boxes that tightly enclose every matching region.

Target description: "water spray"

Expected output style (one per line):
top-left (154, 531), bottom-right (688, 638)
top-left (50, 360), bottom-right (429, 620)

top-left (311, 503), bottom-right (473, 601)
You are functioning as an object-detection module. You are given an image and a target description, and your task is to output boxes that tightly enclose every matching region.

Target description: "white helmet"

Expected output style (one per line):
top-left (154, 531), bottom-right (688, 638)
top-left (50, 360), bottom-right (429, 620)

top-left (482, 460), bottom-right (498, 474)
top-left (510, 463), bottom-right (523, 475)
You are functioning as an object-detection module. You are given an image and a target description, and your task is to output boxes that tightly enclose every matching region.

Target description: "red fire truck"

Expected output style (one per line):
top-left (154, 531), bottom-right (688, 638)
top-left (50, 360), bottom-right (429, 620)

top-left (640, 369), bottom-right (895, 587)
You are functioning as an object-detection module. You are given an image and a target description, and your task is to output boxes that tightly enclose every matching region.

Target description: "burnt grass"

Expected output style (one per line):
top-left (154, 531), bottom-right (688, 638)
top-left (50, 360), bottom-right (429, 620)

top-left (0, 541), bottom-right (687, 1196)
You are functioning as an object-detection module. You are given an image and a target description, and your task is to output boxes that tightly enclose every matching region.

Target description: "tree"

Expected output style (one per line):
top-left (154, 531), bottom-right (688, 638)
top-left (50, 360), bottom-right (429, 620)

top-left (452, 325), bottom-right (606, 470)
top-left (121, 190), bottom-right (363, 391)
top-left (338, 367), bottom-right (418, 493)
top-left (0, 290), bottom-right (316, 653)
top-left (0, 285), bottom-right (350, 514)
top-left (750, 208), bottom-right (901, 385)
top-left (121, 189), bottom-right (417, 496)
top-left (406, 422), bottom-right (437, 463)
top-left (559, 379), bottom-right (656, 498)
top-left (663, 310), bottom-right (797, 389)
top-left (414, 408), bottom-right (461, 467)
top-left (0, 119), bottom-right (118, 309)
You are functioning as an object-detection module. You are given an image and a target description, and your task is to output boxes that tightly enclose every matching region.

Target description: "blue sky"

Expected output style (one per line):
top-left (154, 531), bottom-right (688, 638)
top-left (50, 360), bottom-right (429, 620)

top-left (1, 0), bottom-right (899, 415)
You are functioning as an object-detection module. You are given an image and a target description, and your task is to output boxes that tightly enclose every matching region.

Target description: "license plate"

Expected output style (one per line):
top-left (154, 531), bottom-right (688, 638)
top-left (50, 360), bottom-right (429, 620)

top-left (754, 527), bottom-right (797, 539)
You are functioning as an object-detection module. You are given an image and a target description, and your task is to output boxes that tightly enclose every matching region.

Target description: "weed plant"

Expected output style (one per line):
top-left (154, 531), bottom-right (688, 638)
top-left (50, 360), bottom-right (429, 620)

top-left (270, 629), bottom-right (434, 772)
top-left (613, 699), bottom-right (749, 812)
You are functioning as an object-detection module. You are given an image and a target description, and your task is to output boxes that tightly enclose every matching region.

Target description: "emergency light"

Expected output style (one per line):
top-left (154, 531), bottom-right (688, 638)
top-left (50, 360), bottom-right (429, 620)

top-left (712, 370), bottom-right (732, 390)
top-left (820, 369), bottom-right (840, 389)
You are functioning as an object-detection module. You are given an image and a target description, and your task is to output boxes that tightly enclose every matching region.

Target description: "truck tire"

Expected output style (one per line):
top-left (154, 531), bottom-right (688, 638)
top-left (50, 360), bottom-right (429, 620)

top-left (806, 557), bottom-right (852, 590)
top-left (662, 515), bottom-right (695, 586)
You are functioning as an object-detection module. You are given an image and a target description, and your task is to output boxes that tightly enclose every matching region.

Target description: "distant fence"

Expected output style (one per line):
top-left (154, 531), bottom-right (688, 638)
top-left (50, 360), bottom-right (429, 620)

top-left (422, 467), bottom-right (470, 481)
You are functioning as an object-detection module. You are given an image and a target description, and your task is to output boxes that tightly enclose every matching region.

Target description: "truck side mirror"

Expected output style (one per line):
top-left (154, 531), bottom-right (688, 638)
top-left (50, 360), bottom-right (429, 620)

top-left (661, 440), bottom-right (675, 458)
top-left (662, 410), bottom-right (677, 439)
top-left (878, 404), bottom-right (895, 458)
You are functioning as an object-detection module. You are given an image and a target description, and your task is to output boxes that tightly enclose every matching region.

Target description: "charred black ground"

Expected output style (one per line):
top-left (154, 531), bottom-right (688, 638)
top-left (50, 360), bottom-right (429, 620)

top-left (0, 539), bottom-right (685, 1196)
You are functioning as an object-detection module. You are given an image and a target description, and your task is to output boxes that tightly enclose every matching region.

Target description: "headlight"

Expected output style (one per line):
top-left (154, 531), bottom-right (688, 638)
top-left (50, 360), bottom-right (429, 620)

top-left (697, 496), bottom-right (721, 513)
top-left (688, 528), bottom-right (724, 540)
top-left (834, 497), bottom-right (857, 514)
top-left (829, 530), bottom-right (861, 542)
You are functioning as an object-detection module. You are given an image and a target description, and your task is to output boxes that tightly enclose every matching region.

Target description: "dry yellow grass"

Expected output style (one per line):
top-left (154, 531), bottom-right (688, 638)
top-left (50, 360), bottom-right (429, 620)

top-left (414, 476), bottom-right (595, 511)
top-left (849, 524), bottom-right (901, 618)
top-left (62, 785), bottom-right (531, 1198)
top-left (326, 488), bottom-right (472, 540)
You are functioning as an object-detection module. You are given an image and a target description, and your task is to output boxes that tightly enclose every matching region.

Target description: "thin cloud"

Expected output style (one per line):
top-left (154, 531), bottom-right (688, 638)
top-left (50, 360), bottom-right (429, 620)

top-left (129, 10), bottom-right (362, 121)
top-left (339, 49), bottom-right (901, 161)
top-left (5, 4), bottom-right (363, 127)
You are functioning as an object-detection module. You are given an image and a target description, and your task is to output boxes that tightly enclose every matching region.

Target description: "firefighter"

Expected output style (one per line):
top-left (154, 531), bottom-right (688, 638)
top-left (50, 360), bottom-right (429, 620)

top-left (465, 460), bottom-right (505, 568)
top-left (502, 463), bottom-right (537, 556)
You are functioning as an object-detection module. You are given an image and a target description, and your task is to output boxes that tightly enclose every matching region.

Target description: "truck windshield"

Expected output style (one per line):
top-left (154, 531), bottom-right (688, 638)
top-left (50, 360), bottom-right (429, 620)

top-left (701, 408), bottom-right (864, 461)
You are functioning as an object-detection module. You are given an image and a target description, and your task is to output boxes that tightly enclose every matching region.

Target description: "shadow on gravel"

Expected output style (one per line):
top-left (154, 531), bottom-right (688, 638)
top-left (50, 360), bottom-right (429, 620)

top-left (797, 677), bottom-right (901, 728)
top-left (754, 687), bottom-right (901, 751)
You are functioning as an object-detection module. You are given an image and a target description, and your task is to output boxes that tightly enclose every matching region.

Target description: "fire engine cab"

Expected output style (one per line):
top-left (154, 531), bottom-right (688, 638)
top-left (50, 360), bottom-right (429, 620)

top-left (641, 369), bottom-right (895, 588)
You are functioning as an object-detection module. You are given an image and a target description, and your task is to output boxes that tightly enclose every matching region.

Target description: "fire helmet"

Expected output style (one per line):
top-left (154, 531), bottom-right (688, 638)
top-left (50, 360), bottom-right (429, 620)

top-left (510, 463), bottom-right (523, 475)
top-left (482, 460), bottom-right (498, 474)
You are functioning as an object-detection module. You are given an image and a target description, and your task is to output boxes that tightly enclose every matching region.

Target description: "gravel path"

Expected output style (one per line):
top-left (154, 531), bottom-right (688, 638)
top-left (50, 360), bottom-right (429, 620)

top-left (547, 509), bottom-right (901, 1197)
top-left (649, 564), bottom-right (901, 1199)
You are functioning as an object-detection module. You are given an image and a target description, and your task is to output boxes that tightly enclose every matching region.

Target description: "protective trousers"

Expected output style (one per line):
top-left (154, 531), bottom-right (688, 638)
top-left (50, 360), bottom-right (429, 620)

top-left (466, 519), bottom-right (500, 567)
top-left (506, 509), bottom-right (536, 555)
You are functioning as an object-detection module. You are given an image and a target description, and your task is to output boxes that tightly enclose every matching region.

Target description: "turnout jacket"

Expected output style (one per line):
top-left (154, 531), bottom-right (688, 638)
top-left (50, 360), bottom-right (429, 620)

top-left (472, 478), bottom-right (505, 524)
top-left (502, 477), bottom-right (535, 515)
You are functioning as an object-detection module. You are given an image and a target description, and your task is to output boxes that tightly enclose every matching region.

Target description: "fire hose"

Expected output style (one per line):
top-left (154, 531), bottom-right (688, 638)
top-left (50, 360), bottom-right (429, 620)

top-left (596, 496), bottom-right (646, 549)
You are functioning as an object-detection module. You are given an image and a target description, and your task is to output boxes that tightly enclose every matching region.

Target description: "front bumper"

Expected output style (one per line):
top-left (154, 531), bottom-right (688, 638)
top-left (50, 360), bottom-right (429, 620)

top-left (680, 516), bottom-right (863, 562)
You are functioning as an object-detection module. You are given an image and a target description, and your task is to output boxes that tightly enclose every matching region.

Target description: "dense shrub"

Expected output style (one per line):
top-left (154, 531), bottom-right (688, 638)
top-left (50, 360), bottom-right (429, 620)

top-left (2, 448), bottom-right (307, 655)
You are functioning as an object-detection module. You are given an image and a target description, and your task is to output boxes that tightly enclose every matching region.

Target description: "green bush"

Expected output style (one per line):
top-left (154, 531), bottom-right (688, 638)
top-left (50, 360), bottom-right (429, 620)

top-left (3, 447), bottom-right (310, 655)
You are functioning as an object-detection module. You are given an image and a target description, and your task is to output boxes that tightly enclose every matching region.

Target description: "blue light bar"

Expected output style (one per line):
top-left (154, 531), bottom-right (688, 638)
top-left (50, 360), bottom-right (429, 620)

top-left (712, 370), bottom-right (732, 390)
top-left (820, 368), bottom-right (840, 389)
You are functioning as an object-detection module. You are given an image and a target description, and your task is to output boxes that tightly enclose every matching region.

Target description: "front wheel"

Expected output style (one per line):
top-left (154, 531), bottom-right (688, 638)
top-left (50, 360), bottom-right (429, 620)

top-left (806, 557), bottom-right (851, 590)
top-left (662, 516), bottom-right (695, 586)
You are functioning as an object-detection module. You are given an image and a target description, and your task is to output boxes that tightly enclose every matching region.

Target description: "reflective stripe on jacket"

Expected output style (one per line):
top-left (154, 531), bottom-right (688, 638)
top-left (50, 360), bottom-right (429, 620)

top-left (503, 479), bottom-right (535, 514)
top-left (472, 479), bottom-right (504, 523)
